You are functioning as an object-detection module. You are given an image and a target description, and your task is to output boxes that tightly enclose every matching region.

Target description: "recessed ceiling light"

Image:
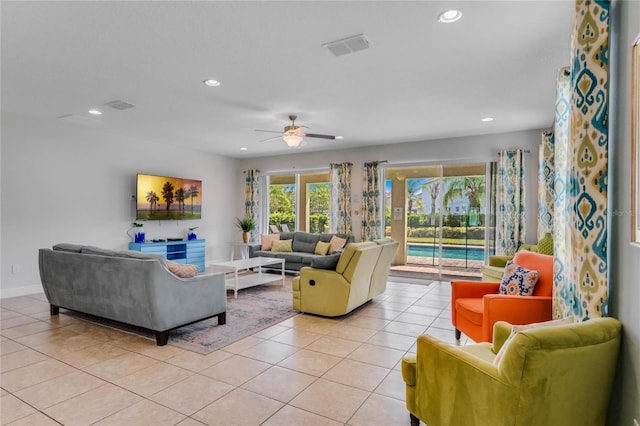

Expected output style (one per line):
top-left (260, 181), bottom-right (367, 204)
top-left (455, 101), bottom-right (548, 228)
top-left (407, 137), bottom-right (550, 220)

top-left (203, 79), bottom-right (221, 87)
top-left (438, 9), bottom-right (462, 23)
top-left (481, 117), bottom-right (494, 122)
top-left (88, 109), bottom-right (102, 115)
top-left (335, 136), bottom-right (344, 140)
top-left (240, 147), bottom-right (248, 151)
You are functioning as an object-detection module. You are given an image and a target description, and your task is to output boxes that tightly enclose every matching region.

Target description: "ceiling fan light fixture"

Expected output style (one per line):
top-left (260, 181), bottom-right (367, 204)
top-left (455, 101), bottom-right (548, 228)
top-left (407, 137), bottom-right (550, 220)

top-left (283, 133), bottom-right (303, 148)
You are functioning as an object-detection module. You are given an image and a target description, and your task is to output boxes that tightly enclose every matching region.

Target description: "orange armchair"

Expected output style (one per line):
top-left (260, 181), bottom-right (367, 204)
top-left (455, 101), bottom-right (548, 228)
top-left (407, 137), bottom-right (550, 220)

top-left (451, 250), bottom-right (553, 342)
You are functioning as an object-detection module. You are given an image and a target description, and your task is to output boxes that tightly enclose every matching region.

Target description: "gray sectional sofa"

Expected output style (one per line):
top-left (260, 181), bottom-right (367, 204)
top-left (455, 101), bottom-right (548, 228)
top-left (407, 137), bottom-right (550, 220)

top-left (38, 244), bottom-right (227, 345)
top-left (248, 232), bottom-right (353, 271)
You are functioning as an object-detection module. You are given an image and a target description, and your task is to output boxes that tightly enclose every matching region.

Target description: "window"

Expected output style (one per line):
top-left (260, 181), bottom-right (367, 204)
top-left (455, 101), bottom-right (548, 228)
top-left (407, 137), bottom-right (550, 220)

top-left (267, 171), bottom-right (330, 233)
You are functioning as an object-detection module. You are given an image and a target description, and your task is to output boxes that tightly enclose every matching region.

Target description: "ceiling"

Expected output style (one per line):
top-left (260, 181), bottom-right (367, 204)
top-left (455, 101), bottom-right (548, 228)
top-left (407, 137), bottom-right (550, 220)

top-left (1, 1), bottom-right (574, 159)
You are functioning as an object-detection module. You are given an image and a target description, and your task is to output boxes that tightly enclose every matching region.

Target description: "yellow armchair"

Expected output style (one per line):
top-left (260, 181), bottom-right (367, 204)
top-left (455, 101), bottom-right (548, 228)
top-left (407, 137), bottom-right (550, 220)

top-left (402, 318), bottom-right (621, 426)
top-left (292, 239), bottom-right (398, 317)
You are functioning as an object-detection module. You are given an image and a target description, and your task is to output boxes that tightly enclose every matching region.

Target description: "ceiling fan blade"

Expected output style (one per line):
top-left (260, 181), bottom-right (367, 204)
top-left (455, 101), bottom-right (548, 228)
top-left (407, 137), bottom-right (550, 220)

top-left (260, 136), bottom-right (282, 143)
top-left (255, 129), bottom-right (282, 134)
top-left (304, 133), bottom-right (336, 140)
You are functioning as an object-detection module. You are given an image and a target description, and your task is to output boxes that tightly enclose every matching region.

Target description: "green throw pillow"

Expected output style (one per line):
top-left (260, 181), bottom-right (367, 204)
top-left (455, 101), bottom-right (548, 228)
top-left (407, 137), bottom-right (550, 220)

top-left (315, 241), bottom-right (331, 255)
top-left (272, 239), bottom-right (293, 252)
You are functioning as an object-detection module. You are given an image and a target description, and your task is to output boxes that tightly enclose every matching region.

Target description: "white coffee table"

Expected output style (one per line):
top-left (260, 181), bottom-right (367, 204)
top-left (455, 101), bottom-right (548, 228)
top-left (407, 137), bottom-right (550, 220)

top-left (207, 256), bottom-right (285, 299)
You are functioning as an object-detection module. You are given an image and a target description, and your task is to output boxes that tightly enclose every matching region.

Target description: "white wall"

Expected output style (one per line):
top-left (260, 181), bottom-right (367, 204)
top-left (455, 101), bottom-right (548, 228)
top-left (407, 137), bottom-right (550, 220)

top-left (609, 1), bottom-right (640, 423)
top-left (239, 129), bottom-right (542, 243)
top-left (1, 111), bottom-right (241, 298)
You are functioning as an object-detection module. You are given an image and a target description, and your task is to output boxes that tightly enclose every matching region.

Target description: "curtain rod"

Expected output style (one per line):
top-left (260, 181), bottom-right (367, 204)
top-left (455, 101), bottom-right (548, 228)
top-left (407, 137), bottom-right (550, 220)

top-left (242, 170), bottom-right (260, 173)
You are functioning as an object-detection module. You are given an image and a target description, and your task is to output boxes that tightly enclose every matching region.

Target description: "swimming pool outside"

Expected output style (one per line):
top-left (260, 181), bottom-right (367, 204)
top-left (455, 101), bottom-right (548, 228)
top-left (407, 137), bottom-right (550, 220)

top-left (407, 243), bottom-right (485, 261)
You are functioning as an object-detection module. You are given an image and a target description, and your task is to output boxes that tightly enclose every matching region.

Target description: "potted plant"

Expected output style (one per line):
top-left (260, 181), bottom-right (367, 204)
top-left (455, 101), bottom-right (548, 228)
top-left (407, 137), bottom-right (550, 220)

top-left (187, 226), bottom-right (199, 241)
top-left (235, 217), bottom-right (256, 243)
top-left (127, 222), bottom-right (145, 243)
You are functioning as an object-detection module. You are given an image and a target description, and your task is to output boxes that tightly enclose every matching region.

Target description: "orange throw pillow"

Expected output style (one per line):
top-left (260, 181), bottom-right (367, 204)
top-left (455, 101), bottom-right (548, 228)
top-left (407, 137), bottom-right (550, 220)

top-left (261, 234), bottom-right (280, 251)
top-left (329, 235), bottom-right (347, 253)
top-left (166, 260), bottom-right (198, 278)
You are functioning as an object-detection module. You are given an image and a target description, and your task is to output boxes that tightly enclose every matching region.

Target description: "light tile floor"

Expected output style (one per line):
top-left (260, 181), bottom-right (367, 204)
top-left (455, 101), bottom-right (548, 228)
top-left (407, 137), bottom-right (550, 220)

top-left (1, 280), bottom-right (469, 425)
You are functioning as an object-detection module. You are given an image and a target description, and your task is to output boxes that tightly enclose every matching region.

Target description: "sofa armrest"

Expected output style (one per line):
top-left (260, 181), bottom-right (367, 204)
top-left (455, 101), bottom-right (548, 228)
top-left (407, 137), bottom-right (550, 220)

top-left (410, 334), bottom-right (515, 424)
top-left (247, 244), bottom-right (262, 257)
top-left (295, 267), bottom-right (351, 316)
top-left (451, 280), bottom-right (500, 299)
top-left (488, 255), bottom-right (512, 267)
top-left (492, 321), bottom-right (514, 354)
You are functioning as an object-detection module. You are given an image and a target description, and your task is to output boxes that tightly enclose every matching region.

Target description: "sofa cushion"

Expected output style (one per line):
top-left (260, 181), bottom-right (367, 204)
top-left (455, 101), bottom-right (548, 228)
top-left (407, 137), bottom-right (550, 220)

top-left (166, 260), bottom-right (198, 278)
top-left (310, 253), bottom-right (341, 270)
top-left (52, 243), bottom-right (85, 253)
top-left (292, 232), bottom-right (320, 253)
top-left (260, 234), bottom-right (280, 251)
top-left (272, 239), bottom-right (293, 252)
top-left (499, 261), bottom-right (539, 296)
top-left (455, 298), bottom-right (484, 326)
top-left (314, 241), bottom-right (331, 255)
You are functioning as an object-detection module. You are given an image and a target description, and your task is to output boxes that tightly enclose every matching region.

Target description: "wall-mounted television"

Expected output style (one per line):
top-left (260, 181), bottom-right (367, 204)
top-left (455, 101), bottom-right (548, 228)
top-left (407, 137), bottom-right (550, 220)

top-left (136, 173), bottom-right (202, 220)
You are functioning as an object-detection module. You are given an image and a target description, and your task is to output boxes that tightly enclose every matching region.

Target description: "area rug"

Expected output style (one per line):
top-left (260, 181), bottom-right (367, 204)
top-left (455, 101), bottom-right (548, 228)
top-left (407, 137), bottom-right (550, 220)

top-left (64, 279), bottom-right (298, 355)
top-left (168, 281), bottom-right (297, 354)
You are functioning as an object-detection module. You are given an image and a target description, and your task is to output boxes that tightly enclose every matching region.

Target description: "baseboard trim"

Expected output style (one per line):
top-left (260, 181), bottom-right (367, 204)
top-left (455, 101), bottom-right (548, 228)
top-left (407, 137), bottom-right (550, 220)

top-left (0, 284), bottom-right (44, 299)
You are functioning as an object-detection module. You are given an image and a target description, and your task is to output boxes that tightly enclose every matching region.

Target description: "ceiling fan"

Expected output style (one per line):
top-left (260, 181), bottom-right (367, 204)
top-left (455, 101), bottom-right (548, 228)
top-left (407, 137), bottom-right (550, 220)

top-left (255, 115), bottom-right (339, 148)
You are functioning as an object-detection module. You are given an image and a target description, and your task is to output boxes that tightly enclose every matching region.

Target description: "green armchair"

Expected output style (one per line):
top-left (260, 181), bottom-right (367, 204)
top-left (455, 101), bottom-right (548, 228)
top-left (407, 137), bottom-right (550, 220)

top-left (481, 243), bottom-right (538, 281)
top-left (402, 317), bottom-right (621, 426)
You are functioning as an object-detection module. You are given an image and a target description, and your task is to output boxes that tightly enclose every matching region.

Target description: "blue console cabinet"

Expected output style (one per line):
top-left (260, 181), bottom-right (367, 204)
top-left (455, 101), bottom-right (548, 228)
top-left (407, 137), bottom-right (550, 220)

top-left (128, 239), bottom-right (205, 272)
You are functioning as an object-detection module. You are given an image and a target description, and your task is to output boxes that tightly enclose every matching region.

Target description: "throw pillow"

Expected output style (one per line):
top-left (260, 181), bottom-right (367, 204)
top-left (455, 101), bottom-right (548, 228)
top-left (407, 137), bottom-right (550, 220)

top-left (493, 317), bottom-right (574, 366)
top-left (261, 233), bottom-right (280, 251)
top-left (329, 235), bottom-right (347, 253)
top-left (166, 260), bottom-right (198, 278)
top-left (271, 239), bottom-right (293, 252)
top-left (537, 232), bottom-right (554, 255)
top-left (314, 241), bottom-right (331, 255)
top-left (311, 254), bottom-right (341, 270)
top-left (499, 261), bottom-right (539, 296)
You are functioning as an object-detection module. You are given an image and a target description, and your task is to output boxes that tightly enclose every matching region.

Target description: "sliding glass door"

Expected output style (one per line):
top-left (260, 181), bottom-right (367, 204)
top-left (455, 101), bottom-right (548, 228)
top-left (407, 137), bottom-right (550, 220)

top-left (384, 162), bottom-right (488, 278)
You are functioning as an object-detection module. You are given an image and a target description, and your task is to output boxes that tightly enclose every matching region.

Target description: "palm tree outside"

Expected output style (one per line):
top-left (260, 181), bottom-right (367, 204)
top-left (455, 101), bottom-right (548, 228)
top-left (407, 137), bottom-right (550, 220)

top-left (442, 176), bottom-right (485, 224)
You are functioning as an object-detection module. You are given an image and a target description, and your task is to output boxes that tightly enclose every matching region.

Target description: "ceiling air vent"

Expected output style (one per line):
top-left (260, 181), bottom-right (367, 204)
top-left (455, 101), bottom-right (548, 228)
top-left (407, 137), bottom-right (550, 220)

top-left (104, 100), bottom-right (135, 110)
top-left (323, 34), bottom-right (370, 57)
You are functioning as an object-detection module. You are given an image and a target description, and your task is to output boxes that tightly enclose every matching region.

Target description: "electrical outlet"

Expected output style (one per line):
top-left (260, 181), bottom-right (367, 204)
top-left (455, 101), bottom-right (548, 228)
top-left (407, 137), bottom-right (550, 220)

top-left (11, 264), bottom-right (21, 274)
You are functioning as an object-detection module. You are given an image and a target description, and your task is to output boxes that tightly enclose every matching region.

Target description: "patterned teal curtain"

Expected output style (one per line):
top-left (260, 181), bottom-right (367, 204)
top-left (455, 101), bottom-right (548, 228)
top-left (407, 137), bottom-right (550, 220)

top-left (557, 0), bottom-right (609, 321)
top-left (487, 162), bottom-right (498, 257)
top-left (552, 68), bottom-right (573, 320)
top-left (496, 150), bottom-right (526, 256)
top-left (538, 131), bottom-right (555, 240)
top-left (361, 161), bottom-right (382, 241)
top-left (329, 162), bottom-right (353, 235)
top-left (244, 169), bottom-right (260, 243)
